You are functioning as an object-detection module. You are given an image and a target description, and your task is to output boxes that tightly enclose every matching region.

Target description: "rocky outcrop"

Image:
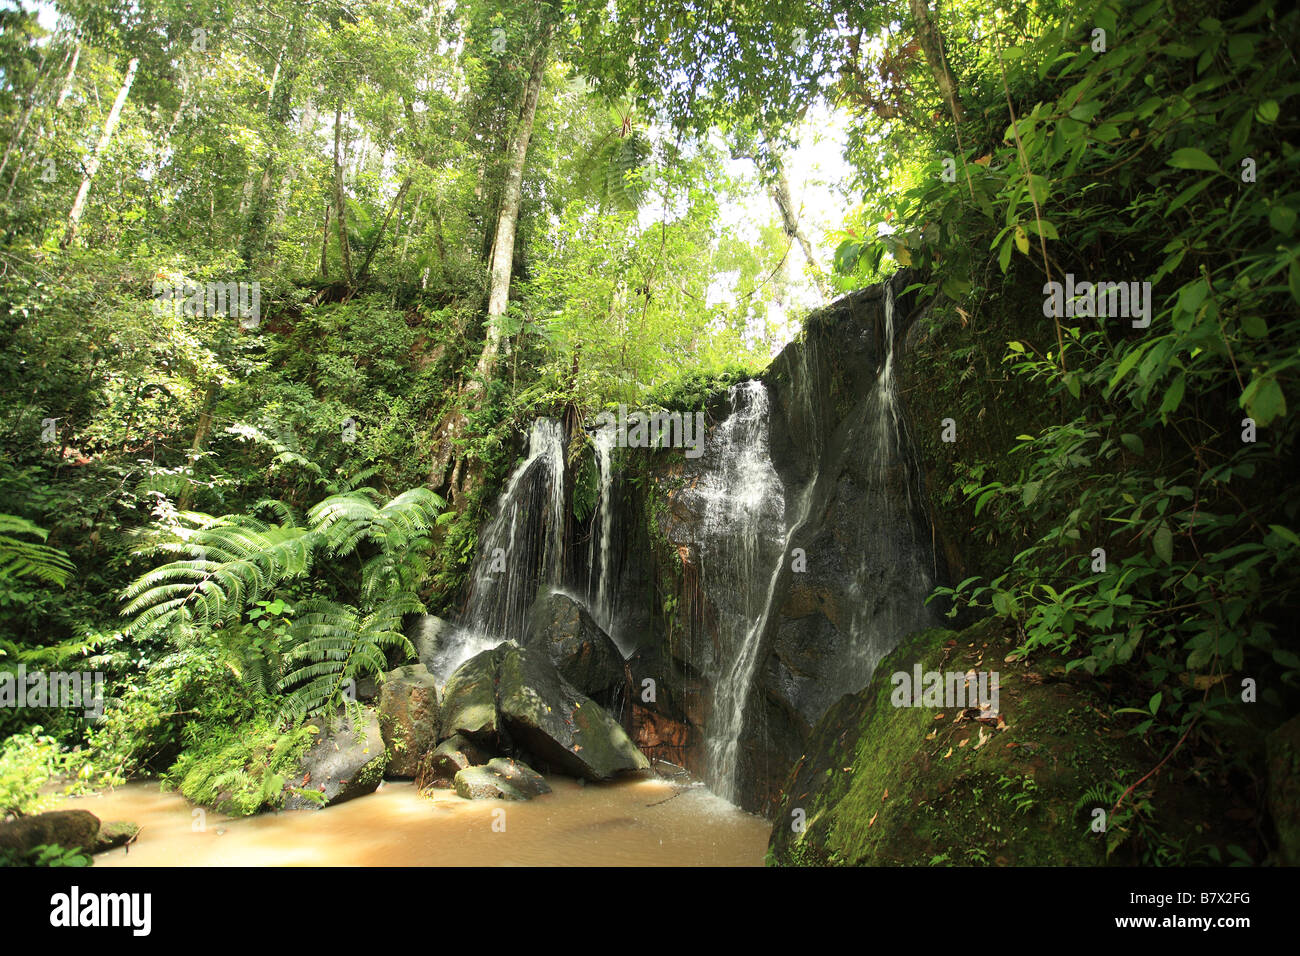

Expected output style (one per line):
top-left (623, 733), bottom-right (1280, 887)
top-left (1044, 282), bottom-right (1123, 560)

top-left (0, 809), bottom-right (101, 856)
top-left (618, 271), bottom-right (944, 813)
top-left (453, 759), bottom-right (550, 801)
top-left (436, 642), bottom-right (649, 785)
top-left (768, 620), bottom-right (1161, 865)
top-left (285, 708), bottom-right (388, 810)
top-left (525, 591), bottom-right (627, 709)
top-left (377, 663), bottom-right (440, 778)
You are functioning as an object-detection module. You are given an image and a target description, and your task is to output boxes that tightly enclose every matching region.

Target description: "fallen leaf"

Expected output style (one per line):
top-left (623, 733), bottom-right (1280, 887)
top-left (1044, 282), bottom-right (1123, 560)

top-left (868, 810), bottom-right (879, 827)
top-left (975, 727), bottom-right (990, 750)
top-left (882, 788), bottom-right (889, 802)
top-left (925, 730), bottom-right (937, 740)
top-left (934, 713), bottom-right (946, 721)
top-left (943, 747), bottom-right (953, 759)
top-left (958, 737), bottom-right (969, 748)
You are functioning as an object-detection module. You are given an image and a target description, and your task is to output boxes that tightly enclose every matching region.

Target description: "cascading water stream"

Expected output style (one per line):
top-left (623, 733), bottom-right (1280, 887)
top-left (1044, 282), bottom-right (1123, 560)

top-left (688, 381), bottom-right (787, 803)
top-left (587, 426), bottom-right (616, 633)
top-left (426, 419), bottom-right (566, 683)
top-left (841, 279), bottom-right (934, 686)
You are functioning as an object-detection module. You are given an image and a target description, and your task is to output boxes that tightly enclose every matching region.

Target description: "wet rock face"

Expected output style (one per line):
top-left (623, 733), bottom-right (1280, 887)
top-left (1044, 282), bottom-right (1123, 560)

top-left (285, 708), bottom-right (388, 810)
top-left (618, 271), bottom-right (946, 814)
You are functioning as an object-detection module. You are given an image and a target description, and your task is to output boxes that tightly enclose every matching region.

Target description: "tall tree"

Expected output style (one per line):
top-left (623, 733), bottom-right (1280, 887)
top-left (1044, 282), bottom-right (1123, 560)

top-left (61, 56), bottom-right (138, 248)
top-left (471, 13), bottom-right (554, 386)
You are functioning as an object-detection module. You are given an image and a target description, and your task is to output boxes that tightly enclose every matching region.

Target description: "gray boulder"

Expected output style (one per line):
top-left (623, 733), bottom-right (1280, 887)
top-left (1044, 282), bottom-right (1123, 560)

top-left (416, 733), bottom-right (491, 790)
top-left (285, 707), bottom-right (388, 809)
top-left (454, 766), bottom-right (526, 801)
top-left (439, 647), bottom-right (502, 744)
top-left (497, 642), bottom-right (649, 781)
top-left (525, 591), bottom-right (627, 708)
top-left (377, 663), bottom-right (440, 778)
top-left (487, 757), bottom-right (551, 798)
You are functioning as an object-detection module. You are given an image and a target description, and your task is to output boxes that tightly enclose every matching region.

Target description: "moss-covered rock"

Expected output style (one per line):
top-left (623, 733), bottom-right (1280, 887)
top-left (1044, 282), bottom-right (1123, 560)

top-left (0, 809), bottom-right (100, 855)
top-left (768, 619), bottom-right (1159, 866)
top-left (377, 663), bottom-right (440, 778)
top-left (285, 707), bottom-right (388, 810)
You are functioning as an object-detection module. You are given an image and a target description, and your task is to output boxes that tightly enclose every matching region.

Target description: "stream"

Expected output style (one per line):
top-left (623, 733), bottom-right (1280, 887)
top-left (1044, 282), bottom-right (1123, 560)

top-left (58, 777), bottom-right (770, 867)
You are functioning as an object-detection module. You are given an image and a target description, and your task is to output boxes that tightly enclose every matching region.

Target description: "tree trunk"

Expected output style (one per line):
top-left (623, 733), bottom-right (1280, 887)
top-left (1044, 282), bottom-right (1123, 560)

top-left (908, 0), bottom-right (965, 124)
top-left (62, 56), bottom-right (138, 249)
top-left (769, 156), bottom-right (828, 304)
top-left (472, 19), bottom-right (553, 386)
top-left (332, 102), bottom-right (355, 287)
top-left (242, 29), bottom-right (298, 267)
top-left (178, 382), bottom-right (219, 510)
top-left (356, 175), bottom-right (411, 283)
top-left (319, 201), bottom-right (331, 278)
top-left (56, 43), bottom-right (80, 108)
top-left (0, 41), bottom-right (59, 190)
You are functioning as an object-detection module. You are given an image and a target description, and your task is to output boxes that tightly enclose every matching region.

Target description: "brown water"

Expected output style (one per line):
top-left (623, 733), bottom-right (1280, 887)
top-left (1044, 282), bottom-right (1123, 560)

top-left (58, 777), bottom-right (771, 867)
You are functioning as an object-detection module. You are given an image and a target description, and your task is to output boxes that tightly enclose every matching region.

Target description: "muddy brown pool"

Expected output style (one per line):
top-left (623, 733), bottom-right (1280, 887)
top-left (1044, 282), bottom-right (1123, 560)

top-left (57, 776), bottom-right (771, 867)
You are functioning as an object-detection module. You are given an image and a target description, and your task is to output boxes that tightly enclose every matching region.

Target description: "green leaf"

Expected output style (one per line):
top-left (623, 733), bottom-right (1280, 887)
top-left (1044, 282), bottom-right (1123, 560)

top-left (1159, 373), bottom-right (1186, 417)
top-left (1168, 148), bottom-right (1218, 172)
top-left (1256, 100), bottom-right (1279, 124)
top-left (1269, 205), bottom-right (1296, 236)
top-left (1120, 433), bottom-right (1144, 456)
top-left (1153, 524), bottom-right (1173, 564)
top-left (1246, 376), bottom-right (1286, 426)
top-left (1268, 525), bottom-right (1300, 547)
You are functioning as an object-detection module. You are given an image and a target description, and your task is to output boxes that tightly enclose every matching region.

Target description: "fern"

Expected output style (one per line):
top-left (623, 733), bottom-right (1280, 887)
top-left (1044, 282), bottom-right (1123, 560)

top-left (0, 514), bottom-right (75, 587)
top-left (277, 593), bottom-right (421, 723)
top-left (121, 486), bottom-right (444, 718)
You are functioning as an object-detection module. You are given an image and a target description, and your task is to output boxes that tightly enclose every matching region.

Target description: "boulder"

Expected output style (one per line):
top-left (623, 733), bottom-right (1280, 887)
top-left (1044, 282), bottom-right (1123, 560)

top-left (497, 642), bottom-right (649, 781)
top-left (439, 647), bottom-right (502, 744)
top-left (377, 663), bottom-right (440, 778)
top-left (453, 766), bottom-right (526, 801)
top-left (285, 707), bottom-right (388, 810)
top-left (94, 821), bottom-right (140, 853)
top-left (0, 809), bottom-right (100, 856)
top-left (525, 591), bottom-right (627, 707)
top-left (487, 757), bottom-right (551, 798)
top-left (415, 733), bottom-right (490, 790)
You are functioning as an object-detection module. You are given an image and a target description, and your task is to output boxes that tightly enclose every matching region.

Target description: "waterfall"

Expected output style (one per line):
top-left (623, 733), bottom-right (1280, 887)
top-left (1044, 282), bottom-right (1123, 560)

top-left (687, 381), bottom-right (787, 802)
top-left (587, 425), bottom-right (616, 633)
top-left (841, 279), bottom-right (934, 688)
top-left (430, 419), bottom-right (566, 683)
